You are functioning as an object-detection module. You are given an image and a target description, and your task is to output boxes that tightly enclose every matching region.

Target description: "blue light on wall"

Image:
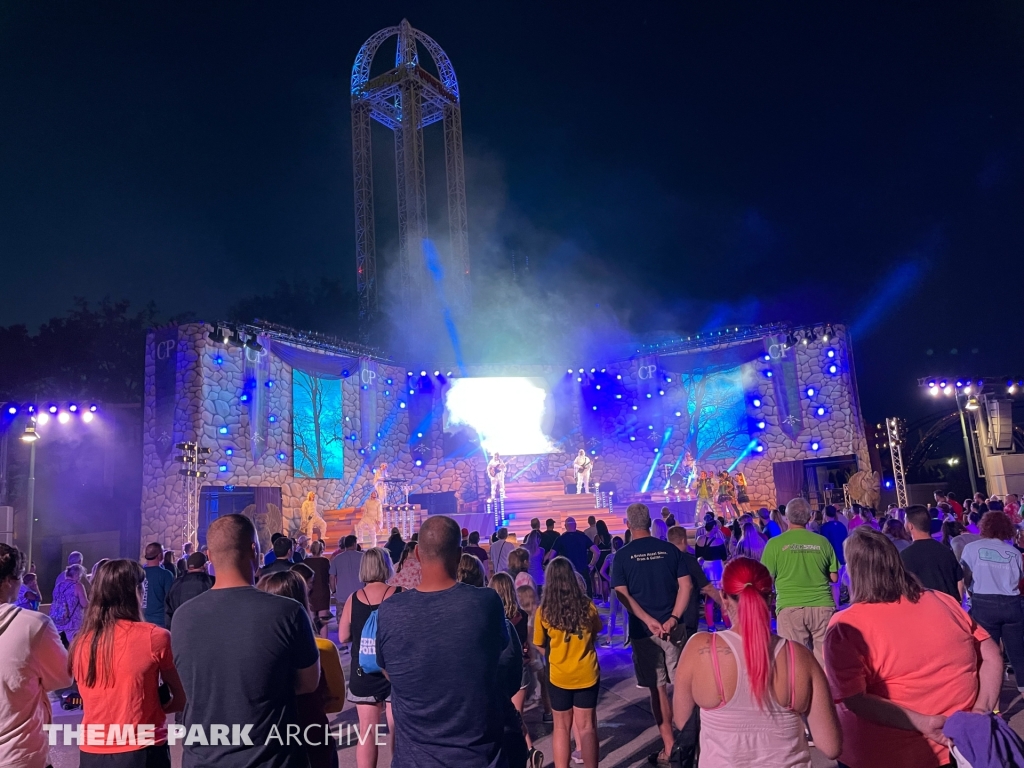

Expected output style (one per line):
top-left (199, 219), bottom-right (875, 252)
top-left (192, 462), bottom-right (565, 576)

top-left (631, 405), bottom-right (638, 411)
top-left (399, 402), bottom-right (406, 409)
top-left (219, 464), bottom-right (228, 472)
top-left (816, 406), bottom-right (826, 417)
top-left (592, 405), bottom-right (598, 410)
top-left (752, 398), bottom-right (761, 407)
top-left (265, 380), bottom-right (274, 388)
top-left (806, 387), bottom-right (815, 397)
top-left (826, 349), bottom-right (836, 358)
top-left (269, 415), bottom-right (276, 423)
top-left (277, 452), bottom-right (286, 460)
top-left (828, 364), bottom-right (838, 374)
top-left (756, 421), bottom-right (766, 429)
top-left (811, 441), bottom-right (821, 451)
top-left (225, 448), bottom-right (233, 456)
top-left (755, 443), bottom-right (764, 453)
top-left (765, 370), bottom-right (773, 378)
top-left (646, 393), bottom-right (652, 399)
top-left (240, 394), bottom-right (249, 402)
top-left (215, 355), bottom-right (223, 365)
top-left (218, 426), bottom-right (228, 434)
top-left (762, 354), bottom-right (771, 362)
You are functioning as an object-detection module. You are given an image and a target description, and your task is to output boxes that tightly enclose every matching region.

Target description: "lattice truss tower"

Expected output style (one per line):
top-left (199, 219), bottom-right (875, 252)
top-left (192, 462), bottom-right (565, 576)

top-left (351, 20), bottom-right (469, 322)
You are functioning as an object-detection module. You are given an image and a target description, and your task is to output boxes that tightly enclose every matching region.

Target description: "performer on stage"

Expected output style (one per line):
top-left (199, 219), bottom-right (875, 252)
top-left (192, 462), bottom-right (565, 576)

top-left (299, 491), bottom-right (327, 541)
top-left (735, 471), bottom-right (751, 513)
top-left (716, 471), bottom-right (738, 521)
top-left (695, 471), bottom-right (716, 518)
top-left (487, 453), bottom-right (507, 500)
top-left (356, 490), bottom-right (383, 548)
top-left (573, 449), bottom-right (594, 494)
top-left (372, 462), bottom-right (388, 504)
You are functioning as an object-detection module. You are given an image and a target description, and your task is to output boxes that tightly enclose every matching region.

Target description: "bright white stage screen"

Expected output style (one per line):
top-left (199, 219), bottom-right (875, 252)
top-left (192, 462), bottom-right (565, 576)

top-left (444, 377), bottom-right (558, 455)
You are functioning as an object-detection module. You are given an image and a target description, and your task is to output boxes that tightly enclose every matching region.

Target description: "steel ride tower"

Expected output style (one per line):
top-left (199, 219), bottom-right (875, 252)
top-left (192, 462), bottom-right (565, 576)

top-left (351, 20), bottom-right (469, 328)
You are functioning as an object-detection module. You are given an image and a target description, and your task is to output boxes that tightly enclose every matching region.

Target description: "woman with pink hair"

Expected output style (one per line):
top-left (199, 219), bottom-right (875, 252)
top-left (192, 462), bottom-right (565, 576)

top-left (672, 557), bottom-right (841, 766)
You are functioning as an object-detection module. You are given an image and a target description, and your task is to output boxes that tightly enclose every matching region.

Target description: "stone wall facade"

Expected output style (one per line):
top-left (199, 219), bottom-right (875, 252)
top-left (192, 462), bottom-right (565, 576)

top-left (141, 323), bottom-right (870, 550)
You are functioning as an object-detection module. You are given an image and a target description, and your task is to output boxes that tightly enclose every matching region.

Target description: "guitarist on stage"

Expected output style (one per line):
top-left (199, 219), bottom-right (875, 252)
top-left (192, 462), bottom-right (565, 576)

top-left (487, 453), bottom-right (507, 500)
top-left (573, 449), bottom-right (594, 494)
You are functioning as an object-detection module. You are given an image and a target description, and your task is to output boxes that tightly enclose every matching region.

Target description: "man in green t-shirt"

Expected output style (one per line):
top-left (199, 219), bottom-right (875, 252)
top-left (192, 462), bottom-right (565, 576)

top-left (761, 498), bottom-right (838, 664)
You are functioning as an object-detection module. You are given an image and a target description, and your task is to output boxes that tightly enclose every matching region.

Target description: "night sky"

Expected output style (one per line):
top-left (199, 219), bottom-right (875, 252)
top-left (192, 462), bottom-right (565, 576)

top-left (0, 2), bottom-right (1021, 422)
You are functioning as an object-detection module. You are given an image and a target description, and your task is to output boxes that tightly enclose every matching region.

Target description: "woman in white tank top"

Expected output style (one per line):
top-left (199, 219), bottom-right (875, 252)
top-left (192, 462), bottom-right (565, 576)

top-left (671, 556), bottom-right (842, 767)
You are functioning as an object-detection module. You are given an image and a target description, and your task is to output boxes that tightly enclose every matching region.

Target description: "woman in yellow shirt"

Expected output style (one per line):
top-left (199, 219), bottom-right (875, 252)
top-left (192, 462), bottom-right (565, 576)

top-left (534, 557), bottom-right (603, 768)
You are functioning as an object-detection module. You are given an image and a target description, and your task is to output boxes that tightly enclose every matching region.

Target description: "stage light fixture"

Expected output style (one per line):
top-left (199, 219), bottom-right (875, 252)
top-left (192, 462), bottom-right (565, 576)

top-left (277, 452), bottom-right (286, 460)
top-left (752, 398), bottom-right (762, 407)
top-left (592, 405), bottom-right (597, 411)
top-left (929, 387), bottom-right (939, 397)
top-left (399, 402), bottom-right (406, 409)
top-left (817, 407), bottom-right (826, 416)
top-left (578, 369), bottom-right (584, 374)
top-left (420, 371), bottom-right (427, 377)
top-left (965, 396), bottom-right (980, 411)
top-left (943, 386), bottom-right (953, 395)
top-left (939, 380), bottom-right (947, 388)
top-left (268, 415), bottom-right (276, 423)
top-left (811, 441), bottom-right (820, 451)
top-left (631, 405), bottom-right (638, 411)
top-left (755, 444), bottom-right (764, 453)
top-left (6, 405), bottom-right (17, 415)
top-left (828, 365), bottom-right (838, 374)
top-left (616, 375), bottom-right (622, 380)
top-left (36, 412), bottom-right (50, 425)
top-left (674, 411), bottom-right (682, 417)
top-left (417, 432), bottom-right (423, 438)
top-left (57, 412), bottom-right (70, 424)
top-left (577, 377), bottom-right (582, 382)
top-left (963, 385), bottom-right (972, 394)
top-left (27, 405), bottom-right (35, 413)
top-left (762, 354), bottom-right (771, 362)
top-left (567, 368), bottom-right (574, 374)
top-left (21, 425), bottom-right (39, 443)
top-left (648, 425), bottom-right (654, 430)
top-left (82, 411), bottom-right (94, 423)
top-left (595, 385), bottom-right (601, 390)
top-left (766, 371), bottom-right (773, 378)
top-left (956, 380), bottom-right (964, 388)
top-left (409, 389), bottom-right (415, 395)
top-left (240, 394), bottom-right (249, 402)
top-left (225, 448), bottom-right (233, 455)
top-left (615, 394), bottom-right (622, 399)
top-left (68, 404), bottom-right (78, 412)
top-left (827, 349), bottom-right (836, 359)
top-left (434, 370), bottom-right (440, 376)
top-left (658, 390), bottom-right (665, 396)
top-left (244, 336), bottom-right (264, 353)
top-left (757, 421), bottom-right (766, 429)
top-left (47, 405), bottom-right (57, 414)
top-left (218, 426), bottom-right (228, 434)
top-left (89, 405), bottom-right (98, 412)
top-left (646, 393), bottom-right (652, 399)
top-left (629, 436), bottom-right (636, 441)
top-left (386, 378), bottom-right (393, 385)
top-left (407, 371), bottom-right (414, 377)
top-left (806, 387), bottom-right (815, 397)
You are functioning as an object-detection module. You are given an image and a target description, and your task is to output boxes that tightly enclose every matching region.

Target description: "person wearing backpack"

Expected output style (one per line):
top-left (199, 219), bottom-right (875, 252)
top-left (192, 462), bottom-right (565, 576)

top-left (338, 547), bottom-right (402, 768)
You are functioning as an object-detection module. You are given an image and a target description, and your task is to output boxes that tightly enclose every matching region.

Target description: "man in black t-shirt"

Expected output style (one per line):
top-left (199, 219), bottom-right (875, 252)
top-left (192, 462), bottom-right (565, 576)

top-left (901, 505), bottom-right (964, 601)
top-left (377, 515), bottom-right (508, 768)
top-left (666, 526), bottom-right (721, 634)
top-left (545, 518), bottom-right (596, 591)
top-left (612, 503), bottom-right (692, 766)
top-left (539, 518), bottom-right (560, 552)
top-left (171, 514), bottom-right (320, 768)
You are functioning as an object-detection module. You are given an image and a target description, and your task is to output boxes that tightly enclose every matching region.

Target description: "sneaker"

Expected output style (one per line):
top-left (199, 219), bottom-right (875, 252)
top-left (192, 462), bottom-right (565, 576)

top-left (572, 749), bottom-right (583, 764)
top-left (647, 750), bottom-right (671, 766)
top-left (542, 711), bottom-right (553, 724)
top-left (528, 747), bottom-right (544, 768)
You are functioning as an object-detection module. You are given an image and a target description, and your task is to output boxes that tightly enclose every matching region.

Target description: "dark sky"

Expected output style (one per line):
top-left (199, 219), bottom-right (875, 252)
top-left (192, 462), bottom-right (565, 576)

top-left (0, 1), bottom-right (1021, 422)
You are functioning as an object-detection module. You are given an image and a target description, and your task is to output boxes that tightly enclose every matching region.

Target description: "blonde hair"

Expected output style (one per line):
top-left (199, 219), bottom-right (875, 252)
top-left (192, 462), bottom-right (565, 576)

top-left (358, 547), bottom-right (394, 583)
top-left (490, 572), bottom-right (520, 621)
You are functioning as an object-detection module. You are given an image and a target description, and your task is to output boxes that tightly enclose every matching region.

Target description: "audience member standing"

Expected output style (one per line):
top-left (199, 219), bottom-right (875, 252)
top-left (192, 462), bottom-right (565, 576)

top-left (376, 515), bottom-right (508, 768)
top-left (546, 518), bottom-right (599, 588)
top-left (164, 552), bottom-right (214, 628)
top-left (71, 559), bottom-right (187, 768)
top-left (673, 557), bottom-right (842, 767)
top-left (900, 505), bottom-right (964, 601)
top-left (258, 571), bottom-right (346, 768)
top-left (960, 511), bottom-right (1024, 693)
top-left (825, 528), bottom-right (1002, 768)
top-left (612, 503), bottom-right (692, 767)
top-left (330, 535), bottom-right (365, 608)
top-left (0, 543), bottom-right (72, 768)
top-left (141, 543), bottom-right (174, 629)
top-left (258, 537), bottom-right (296, 578)
top-left (50, 563), bottom-right (88, 646)
top-left (761, 498), bottom-right (838, 664)
top-left (491, 527), bottom-right (515, 576)
top-left (339, 548), bottom-right (401, 768)
top-left (52, 550), bottom-right (84, 595)
top-left (15, 573), bottom-right (41, 611)
top-left (390, 542), bottom-right (422, 590)
top-left (175, 542), bottom-right (194, 578)
top-left (535, 558), bottom-right (603, 768)
top-left (463, 531), bottom-right (490, 564)
top-left (540, 519), bottom-right (560, 552)
top-left (384, 528), bottom-right (405, 566)
top-left (171, 514), bottom-right (320, 768)
top-left (583, 516), bottom-right (598, 541)
top-left (304, 540), bottom-right (333, 638)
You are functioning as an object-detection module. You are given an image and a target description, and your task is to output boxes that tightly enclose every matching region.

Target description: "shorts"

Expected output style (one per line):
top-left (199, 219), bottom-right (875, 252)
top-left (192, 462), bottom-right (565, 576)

top-left (80, 745), bottom-right (171, 768)
top-left (631, 633), bottom-right (681, 688)
top-left (347, 689), bottom-right (391, 705)
top-left (548, 679), bottom-right (600, 711)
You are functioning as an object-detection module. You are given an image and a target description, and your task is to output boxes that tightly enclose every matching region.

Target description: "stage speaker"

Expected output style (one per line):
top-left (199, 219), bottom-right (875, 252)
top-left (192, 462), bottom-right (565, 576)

top-left (987, 399), bottom-right (1014, 452)
top-left (408, 491), bottom-right (457, 516)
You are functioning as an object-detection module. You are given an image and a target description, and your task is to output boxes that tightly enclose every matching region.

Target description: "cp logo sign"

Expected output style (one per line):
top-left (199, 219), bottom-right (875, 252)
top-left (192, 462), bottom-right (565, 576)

top-left (155, 340), bottom-right (175, 360)
top-left (637, 365), bottom-right (657, 380)
top-left (361, 368), bottom-right (377, 385)
top-left (767, 343), bottom-right (790, 360)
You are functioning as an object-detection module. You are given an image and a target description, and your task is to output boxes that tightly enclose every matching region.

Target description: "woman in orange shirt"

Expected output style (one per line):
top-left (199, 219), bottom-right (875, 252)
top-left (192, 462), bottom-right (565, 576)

top-left (70, 559), bottom-right (186, 768)
top-left (824, 528), bottom-right (1003, 768)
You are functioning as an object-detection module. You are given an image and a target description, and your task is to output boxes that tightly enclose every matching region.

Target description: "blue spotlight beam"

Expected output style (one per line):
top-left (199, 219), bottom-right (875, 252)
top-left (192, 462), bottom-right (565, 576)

top-left (727, 439), bottom-right (760, 472)
top-left (640, 427), bottom-right (673, 493)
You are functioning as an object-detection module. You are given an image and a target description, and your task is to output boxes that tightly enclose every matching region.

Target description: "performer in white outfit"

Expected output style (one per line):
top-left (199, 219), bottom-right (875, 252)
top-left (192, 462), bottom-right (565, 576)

top-left (372, 463), bottom-right (388, 504)
top-left (357, 490), bottom-right (383, 548)
top-left (487, 453), bottom-right (507, 500)
top-left (299, 491), bottom-right (327, 540)
top-left (573, 449), bottom-right (594, 494)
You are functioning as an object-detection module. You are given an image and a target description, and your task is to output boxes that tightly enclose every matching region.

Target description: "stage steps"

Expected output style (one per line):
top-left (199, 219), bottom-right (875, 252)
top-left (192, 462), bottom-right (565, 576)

top-left (497, 481), bottom-right (627, 540)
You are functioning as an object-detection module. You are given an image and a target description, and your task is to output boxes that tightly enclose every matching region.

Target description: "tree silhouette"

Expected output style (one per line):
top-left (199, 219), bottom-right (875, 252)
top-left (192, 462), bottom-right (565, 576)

top-left (674, 366), bottom-right (748, 463)
top-left (292, 371), bottom-right (344, 479)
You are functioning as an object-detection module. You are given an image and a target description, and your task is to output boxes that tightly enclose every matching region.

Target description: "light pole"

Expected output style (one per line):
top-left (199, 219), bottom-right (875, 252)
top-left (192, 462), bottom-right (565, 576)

top-left (20, 424), bottom-right (39, 570)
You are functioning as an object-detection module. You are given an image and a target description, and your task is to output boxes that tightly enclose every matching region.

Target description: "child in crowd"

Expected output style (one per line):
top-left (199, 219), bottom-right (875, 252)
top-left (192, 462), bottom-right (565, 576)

top-left (491, 573), bottom-right (543, 767)
top-left (517, 584), bottom-right (553, 724)
top-left (599, 536), bottom-right (627, 646)
top-left (534, 557), bottom-right (602, 768)
top-left (15, 573), bottom-right (40, 610)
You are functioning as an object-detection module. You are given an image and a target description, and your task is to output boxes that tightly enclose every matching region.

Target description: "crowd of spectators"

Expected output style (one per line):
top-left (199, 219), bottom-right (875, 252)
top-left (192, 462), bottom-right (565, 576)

top-left (1, 488), bottom-right (1023, 768)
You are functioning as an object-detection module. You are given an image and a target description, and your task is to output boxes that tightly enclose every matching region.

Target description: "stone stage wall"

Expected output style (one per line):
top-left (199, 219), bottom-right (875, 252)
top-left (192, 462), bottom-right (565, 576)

top-left (140, 323), bottom-right (870, 550)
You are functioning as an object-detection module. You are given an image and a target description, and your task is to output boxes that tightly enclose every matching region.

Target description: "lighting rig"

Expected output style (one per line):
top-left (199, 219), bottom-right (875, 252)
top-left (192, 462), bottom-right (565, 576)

top-left (175, 442), bottom-right (210, 549)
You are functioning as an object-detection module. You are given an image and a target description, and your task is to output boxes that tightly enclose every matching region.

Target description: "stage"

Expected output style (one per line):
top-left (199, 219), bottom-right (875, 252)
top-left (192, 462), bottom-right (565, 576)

top-left (140, 322), bottom-right (872, 551)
